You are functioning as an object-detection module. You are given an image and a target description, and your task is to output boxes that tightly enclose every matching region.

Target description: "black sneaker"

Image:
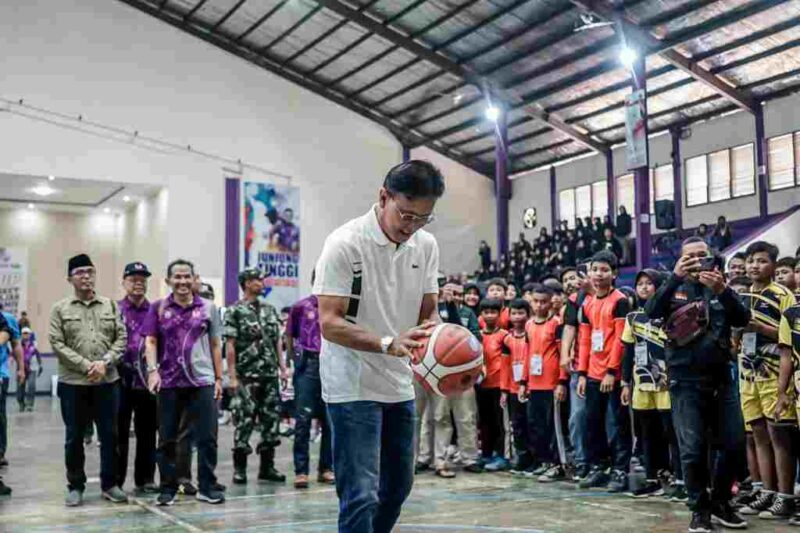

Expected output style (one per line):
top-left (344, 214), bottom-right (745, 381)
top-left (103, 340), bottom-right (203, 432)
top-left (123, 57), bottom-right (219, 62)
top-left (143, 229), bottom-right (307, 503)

top-left (739, 490), bottom-right (774, 515)
top-left (156, 492), bottom-right (177, 506)
top-left (0, 480), bottom-right (11, 496)
top-left (531, 463), bottom-right (551, 476)
top-left (711, 502), bottom-right (747, 529)
top-left (415, 462), bottom-right (431, 474)
top-left (196, 489), bottom-right (225, 504)
top-left (179, 482), bottom-right (197, 496)
top-left (463, 463), bottom-right (484, 474)
top-left (572, 464), bottom-right (590, 482)
top-left (688, 511), bottom-right (712, 533)
top-left (606, 470), bottom-right (629, 493)
top-left (509, 460), bottom-right (530, 475)
top-left (668, 483), bottom-right (688, 503)
top-left (628, 479), bottom-right (664, 498)
top-left (538, 464), bottom-right (566, 483)
top-left (758, 493), bottom-right (794, 520)
top-left (733, 489), bottom-right (760, 510)
top-left (578, 467), bottom-right (609, 489)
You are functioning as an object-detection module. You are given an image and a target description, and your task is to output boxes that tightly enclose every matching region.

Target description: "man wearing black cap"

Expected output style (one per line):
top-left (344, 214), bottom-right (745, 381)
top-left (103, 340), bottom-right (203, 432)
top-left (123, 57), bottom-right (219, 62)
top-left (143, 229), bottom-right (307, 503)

top-left (116, 262), bottom-right (158, 494)
top-left (49, 254), bottom-right (128, 507)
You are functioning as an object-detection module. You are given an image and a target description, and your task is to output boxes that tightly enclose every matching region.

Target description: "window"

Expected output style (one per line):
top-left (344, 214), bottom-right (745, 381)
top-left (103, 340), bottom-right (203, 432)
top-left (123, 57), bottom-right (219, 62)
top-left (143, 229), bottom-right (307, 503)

top-left (731, 144), bottom-right (755, 197)
top-left (768, 134), bottom-right (795, 190)
top-left (575, 185), bottom-right (592, 221)
top-left (686, 155), bottom-right (708, 206)
top-left (559, 189), bottom-right (575, 228)
top-left (591, 181), bottom-right (608, 219)
top-left (616, 173), bottom-right (635, 215)
top-left (650, 164), bottom-right (674, 214)
top-left (708, 149), bottom-right (731, 202)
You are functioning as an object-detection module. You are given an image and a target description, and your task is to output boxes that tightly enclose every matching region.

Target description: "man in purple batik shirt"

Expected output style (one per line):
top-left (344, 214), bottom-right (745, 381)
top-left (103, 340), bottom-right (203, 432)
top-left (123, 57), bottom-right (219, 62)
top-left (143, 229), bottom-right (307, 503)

top-left (287, 270), bottom-right (334, 489)
top-left (270, 208), bottom-right (300, 253)
top-left (116, 262), bottom-right (158, 495)
top-left (143, 259), bottom-right (225, 506)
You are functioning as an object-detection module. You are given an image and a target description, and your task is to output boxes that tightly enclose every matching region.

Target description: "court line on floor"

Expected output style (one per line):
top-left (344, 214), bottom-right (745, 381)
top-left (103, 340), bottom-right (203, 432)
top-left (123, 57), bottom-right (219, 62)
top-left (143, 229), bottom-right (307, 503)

top-left (567, 498), bottom-right (662, 518)
top-left (225, 487), bottom-right (336, 501)
top-left (132, 497), bottom-right (206, 532)
top-left (397, 525), bottom-right (547, 532)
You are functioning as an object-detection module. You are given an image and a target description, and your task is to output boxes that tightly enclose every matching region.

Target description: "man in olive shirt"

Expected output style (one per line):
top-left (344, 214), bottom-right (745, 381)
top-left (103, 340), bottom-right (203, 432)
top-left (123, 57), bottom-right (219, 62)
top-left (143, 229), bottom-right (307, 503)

top-left (49, 254), bottom-right (128, 507)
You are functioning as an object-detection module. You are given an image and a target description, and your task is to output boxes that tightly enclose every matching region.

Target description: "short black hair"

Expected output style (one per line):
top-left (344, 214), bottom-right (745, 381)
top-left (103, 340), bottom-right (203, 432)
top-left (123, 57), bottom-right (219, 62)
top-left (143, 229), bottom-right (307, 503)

top-left (589, 250), bottom-right (618, 270)
top-left (479, 298), bottom-right (503, 313)
top-left (486, 277), bottom-right (508, 291)
top-left (383, 160), bottom-right (445, 199)
top-left (521, 282), bottom-right (537, 294)
top-left (167, 259), bottom-right (195, 277)
top-left (558, 266), bottom-right (577, 283)
top-left (729, 276), bottom-right (751, 288)
top-left (731, 252), bottom-right (747, 262)
top-left (280, 306), bottom-right (291, 314)
top-left (531, 283), bottom-right (553, 297)
top-left (508, 298), bottom-right (531, 316)
top-left (745, 240), bottom-right (778, 263)
top-left (776, 256), bottom-right (797, 270)
top-left (464, 282), bottom-right (481, 296)
top-left (681, 236), bottom-right (708, 248)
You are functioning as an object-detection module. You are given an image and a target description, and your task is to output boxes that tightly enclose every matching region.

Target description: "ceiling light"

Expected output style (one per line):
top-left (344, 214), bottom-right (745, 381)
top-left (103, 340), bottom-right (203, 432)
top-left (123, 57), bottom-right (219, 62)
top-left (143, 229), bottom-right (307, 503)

top-left (27, 203), bottom-right (34, 210)
top-left (619, 45), bottom-right (637, 68)
top-left (31, 185), bottom-right (55, 197)
top-left (103, 207), bottom-right (110, 214)
top-left (485, 105), bottom-right (500, 122)
top-left (47, 175), bottom-right (55, 181)
top-left (453, 93), bottom-right (463, 105)
top-left (123, 195), bottom-right (131, 202)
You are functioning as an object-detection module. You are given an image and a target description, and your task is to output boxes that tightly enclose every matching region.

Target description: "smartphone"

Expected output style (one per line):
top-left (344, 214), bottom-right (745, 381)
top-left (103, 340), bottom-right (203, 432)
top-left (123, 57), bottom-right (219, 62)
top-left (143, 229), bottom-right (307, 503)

top-left (577, 263), bottom-right (588, 276)
top-left (698, 255), bottom-right (716, 271)
top-left (437, 276), bottom-right (446, 288)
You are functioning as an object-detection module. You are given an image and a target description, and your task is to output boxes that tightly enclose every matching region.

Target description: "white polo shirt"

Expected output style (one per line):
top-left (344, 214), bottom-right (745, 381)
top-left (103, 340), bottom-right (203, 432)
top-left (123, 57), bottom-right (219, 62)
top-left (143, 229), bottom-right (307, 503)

top-left (312, 205), bottom-right (439, 403)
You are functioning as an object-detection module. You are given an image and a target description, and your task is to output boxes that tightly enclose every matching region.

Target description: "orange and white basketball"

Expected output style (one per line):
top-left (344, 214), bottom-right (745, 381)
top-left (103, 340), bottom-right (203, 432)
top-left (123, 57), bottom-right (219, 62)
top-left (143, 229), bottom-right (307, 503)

top-left (411, 323), bottom-right (483, 397)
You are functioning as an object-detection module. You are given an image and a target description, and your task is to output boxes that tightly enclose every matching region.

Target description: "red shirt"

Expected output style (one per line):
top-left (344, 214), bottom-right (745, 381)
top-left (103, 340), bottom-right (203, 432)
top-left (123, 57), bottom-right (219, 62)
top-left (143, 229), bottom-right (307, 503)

top-left (523, 317), bottom-right (566, 390)
top-left (479, 307), bottom-right (510, 331)
top-left (503, 331), bottom-right (528, 392)
top-left (481, 328), bottom-right (509, 389)
top-left (578, 289), bottom-right (629, 381)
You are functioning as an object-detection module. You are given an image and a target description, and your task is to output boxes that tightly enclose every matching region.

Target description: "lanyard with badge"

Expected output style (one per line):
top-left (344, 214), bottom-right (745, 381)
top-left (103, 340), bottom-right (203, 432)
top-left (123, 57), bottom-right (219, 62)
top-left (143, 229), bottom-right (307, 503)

top-left (591, 296), bottom-right (614, 353)
top-left (509, 334), bottom-right (525, 381)
top-left (743, 290), bottom-right (760, 357)
top-left (634, 322), bottom-right (651, 368)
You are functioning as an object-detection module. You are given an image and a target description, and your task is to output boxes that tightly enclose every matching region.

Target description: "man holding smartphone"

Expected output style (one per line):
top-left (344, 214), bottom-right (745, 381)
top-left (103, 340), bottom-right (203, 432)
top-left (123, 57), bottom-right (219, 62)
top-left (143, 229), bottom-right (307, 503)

top-left (646, 237), bottom-right (750, 533)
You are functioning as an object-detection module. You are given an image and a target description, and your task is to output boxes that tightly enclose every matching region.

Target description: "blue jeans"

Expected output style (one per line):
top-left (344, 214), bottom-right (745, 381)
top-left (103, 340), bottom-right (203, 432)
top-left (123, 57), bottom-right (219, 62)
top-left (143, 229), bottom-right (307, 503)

top-left (58, 382), bottom-right (119, 491)
top-left (670, 375), bottom-right (745, 513)
top-left (328, 400), bottom-right (415, 533)
top-left (568, 373), bottom-right (587, 467)
top-left (157, 386), bottom-right (218, 493)
top-left (0, 377), bottom-right (7, 456)
top-left (293, 352), bottom-right (332, 475)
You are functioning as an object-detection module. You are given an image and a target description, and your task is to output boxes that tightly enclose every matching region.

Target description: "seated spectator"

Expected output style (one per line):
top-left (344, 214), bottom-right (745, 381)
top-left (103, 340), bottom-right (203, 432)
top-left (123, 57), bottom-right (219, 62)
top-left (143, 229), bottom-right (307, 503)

top-left (615, 207), bottom-right (632, 238)
top-left (695, 223), bottom-right (710, 244)
top-left (711, 216), bottom-right (732, 250)
top-left (601, 228), bottom-right (623, 260)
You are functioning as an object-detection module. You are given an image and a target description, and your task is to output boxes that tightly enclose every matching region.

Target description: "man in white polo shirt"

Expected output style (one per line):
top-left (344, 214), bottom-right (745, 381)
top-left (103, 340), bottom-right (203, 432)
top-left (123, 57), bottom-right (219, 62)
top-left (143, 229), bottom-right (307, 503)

top-left (314, 160), bottom-right (445, 533)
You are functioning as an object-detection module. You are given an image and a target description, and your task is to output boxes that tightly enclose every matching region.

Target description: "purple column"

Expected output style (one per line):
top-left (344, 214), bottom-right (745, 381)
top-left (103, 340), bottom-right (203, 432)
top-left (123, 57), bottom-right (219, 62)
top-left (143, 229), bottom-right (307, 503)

top-left (755, 106), bottom-right (769, 218)
top-left (606, 150), bottom-right (615, 223)
top-left (495, 109), bottom-right (510, 255)
top-left (224, 177), bottom-right (241, 306)
top-left (550, 165), bottom-right (557, 230)
top-left (402, 144), bottom-right (411, 163)
top-left (671, 128), bottom-right (684, 231)
top-left (632, 54), bottom-right (652, 269)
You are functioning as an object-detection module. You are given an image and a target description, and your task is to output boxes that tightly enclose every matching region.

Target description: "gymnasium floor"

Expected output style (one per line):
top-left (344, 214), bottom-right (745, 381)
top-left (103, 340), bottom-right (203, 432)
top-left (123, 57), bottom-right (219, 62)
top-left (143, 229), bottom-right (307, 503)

top-left (0, 398), bottom-right (792, 533)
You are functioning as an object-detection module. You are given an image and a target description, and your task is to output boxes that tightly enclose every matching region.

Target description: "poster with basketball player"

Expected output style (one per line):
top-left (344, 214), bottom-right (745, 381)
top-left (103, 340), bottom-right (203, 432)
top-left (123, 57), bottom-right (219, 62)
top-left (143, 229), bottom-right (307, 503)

top-left (0, 247), bottom-right (27, 317)
top-left (240, 181), bottom-right (300, 310)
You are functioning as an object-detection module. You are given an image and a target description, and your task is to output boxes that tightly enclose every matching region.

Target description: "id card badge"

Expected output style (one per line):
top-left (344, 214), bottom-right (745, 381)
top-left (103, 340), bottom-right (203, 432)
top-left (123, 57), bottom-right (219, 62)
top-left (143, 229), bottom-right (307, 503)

top-left (742, 332), bottom-right (757, 356)
top-left (530, 355), bottom-right (543, 376)
top-left (512, 361), bottom-right (524, 382)
top-left (591, 329), bottom-right (604, 352)
top-left (634, 343), bottom-right (648, 368)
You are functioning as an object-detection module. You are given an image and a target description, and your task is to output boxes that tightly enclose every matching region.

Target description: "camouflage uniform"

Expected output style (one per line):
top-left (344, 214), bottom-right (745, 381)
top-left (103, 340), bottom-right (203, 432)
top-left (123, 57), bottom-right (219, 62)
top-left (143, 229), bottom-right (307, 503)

top-left (224, 296), bottom-right (283, 456)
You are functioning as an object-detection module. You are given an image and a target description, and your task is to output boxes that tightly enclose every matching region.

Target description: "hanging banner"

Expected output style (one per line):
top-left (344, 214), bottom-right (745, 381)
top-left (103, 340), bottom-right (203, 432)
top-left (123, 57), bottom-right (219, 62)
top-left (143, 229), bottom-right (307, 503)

top-left (625, 89), bottom-right (647, 170)
top-left (240, 181), bottom-right (300, 310)
top-left (0, 247), bottom-right (27, 317)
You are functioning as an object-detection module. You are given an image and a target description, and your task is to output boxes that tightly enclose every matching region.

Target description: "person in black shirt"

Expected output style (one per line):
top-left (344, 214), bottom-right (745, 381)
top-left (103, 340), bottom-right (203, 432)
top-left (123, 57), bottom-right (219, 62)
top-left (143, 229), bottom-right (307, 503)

top-left (645, 237), bottom-right (750, 532)
top-left (615, 207), bottom-right (632, 238)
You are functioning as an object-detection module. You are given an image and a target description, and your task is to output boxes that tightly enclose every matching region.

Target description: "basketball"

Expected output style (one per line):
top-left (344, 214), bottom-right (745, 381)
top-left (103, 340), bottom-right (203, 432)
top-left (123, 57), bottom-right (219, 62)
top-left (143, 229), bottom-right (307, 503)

top-left (411, 323), bottom-right (484, 397)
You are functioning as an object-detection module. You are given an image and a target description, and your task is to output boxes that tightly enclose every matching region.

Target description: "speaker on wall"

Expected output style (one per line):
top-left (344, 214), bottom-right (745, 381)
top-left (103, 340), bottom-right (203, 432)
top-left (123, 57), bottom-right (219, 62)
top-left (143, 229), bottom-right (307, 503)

top-left (654, 199), bottom-right (676, 230)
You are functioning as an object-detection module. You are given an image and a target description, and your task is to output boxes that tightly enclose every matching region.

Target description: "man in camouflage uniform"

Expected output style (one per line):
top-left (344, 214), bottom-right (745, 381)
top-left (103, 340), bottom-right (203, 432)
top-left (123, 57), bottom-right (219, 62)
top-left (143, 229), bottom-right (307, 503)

top-left (224, 268), bottom-right (288, 484)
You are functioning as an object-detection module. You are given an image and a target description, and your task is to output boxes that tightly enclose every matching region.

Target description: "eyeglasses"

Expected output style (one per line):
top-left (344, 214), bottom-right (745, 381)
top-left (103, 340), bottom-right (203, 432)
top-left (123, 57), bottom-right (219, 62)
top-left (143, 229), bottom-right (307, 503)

top-left (390, 198), bottom-right (435, 226)
top-left (71, 268), bottom-right (96, 277)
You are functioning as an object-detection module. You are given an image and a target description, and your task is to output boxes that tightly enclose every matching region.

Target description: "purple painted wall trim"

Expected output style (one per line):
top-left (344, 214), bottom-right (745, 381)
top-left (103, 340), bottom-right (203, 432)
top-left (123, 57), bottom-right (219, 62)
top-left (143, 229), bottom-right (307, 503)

top-left (721, 205), bottom-right (800, 255)
top-left (402, 145), bottom-right (411, 163)
top-left (632, 55), bottom-right (652, 270)
top-left (671, 128), bottom-right (683, 230)
top-left (754, 107), bottom-right (769, 219)
top-left (224, 177), bottom-right (241, 306)
top-left (550, 165), bottom-right (557, 230)
top-left (606, 151), bottom-right (614, 223)
top-left (495, 111), bottom-right (510, 255)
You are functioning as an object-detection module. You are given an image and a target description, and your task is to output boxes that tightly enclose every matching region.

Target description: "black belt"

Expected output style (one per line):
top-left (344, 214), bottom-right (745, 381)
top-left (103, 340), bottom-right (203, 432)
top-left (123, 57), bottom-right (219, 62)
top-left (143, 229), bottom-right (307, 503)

top-left (302, 350), bottom-right (320, 359)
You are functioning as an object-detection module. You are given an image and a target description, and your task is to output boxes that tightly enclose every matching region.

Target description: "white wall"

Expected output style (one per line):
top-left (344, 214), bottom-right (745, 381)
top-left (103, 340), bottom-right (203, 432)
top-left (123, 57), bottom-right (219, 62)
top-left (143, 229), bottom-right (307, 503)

top-left (725, 208), bottom-right (800, 261)
top-left (410, 147), bottom-right (496, 275)
top-left (0, 0), bottom-right (492, 296)
top-left (509, 169), bottom-right (552, 242)
top-left (511, 91), bottom-right (800, 241)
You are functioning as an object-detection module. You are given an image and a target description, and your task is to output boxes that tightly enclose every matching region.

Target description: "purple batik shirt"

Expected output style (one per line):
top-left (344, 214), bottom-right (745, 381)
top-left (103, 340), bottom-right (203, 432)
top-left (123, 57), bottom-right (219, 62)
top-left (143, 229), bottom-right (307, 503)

top-left (118, 297), bottom-right (150, 389)
top-left (287, 295), bottom-right (321, 353)
top-left (276, 221), bottom-right (300, 252)
top-left (21, 339), bottom-right (38, 374)
top-left (141, 294), bottom-right (221, 389)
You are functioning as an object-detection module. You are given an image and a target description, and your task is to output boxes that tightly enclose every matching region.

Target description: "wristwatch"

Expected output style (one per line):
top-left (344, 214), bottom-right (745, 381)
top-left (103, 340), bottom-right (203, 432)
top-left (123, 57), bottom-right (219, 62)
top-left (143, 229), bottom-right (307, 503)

top-left (380, 336), bottom-right (394, 355)
top-left (102, 353), bottom-right (113, 368)
top-left (146, 363), bottom-right (159, 374)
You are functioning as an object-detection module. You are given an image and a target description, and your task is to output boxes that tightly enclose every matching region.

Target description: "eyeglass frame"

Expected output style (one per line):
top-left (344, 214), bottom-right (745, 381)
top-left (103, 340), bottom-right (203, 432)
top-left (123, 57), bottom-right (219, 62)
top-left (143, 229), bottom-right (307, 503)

top-left (388, 195), bottom-right (436, 226)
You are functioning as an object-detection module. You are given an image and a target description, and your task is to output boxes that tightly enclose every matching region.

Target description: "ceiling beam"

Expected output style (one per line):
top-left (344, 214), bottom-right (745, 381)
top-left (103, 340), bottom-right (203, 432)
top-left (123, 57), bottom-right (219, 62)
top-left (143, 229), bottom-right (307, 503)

top-left (572, 0), bottom-right (757, 114)
top-left (314, 0), bottom-right (609, 154)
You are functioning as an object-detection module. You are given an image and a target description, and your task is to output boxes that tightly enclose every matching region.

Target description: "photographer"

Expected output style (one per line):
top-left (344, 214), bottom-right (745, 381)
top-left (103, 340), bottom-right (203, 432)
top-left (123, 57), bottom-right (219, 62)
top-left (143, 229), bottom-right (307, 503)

top-left (645, 237), bottom-right (750, 533)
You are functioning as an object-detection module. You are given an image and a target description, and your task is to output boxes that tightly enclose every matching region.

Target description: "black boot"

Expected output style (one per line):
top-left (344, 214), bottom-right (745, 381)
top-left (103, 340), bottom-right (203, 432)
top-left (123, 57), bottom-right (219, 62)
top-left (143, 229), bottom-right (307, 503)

top-left (232, 449), bottom-right (248, 485)
top-left (258, 449), bottom-right (285, 483)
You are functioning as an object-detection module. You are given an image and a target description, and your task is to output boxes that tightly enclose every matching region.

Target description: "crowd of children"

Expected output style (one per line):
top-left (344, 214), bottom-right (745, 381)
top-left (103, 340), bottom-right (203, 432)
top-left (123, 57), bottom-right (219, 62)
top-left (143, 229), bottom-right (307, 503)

top-left (418, 237), bottom-right (800, 533)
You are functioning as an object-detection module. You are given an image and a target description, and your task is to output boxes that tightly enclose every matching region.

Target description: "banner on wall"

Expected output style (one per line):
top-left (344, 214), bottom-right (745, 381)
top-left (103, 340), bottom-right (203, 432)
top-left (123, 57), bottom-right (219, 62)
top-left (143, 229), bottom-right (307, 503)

top-left (625, 89), bottom-right (647, 170)
top-left (0, 247), bottom-right (27, 317)
top-left (240, 181), bottom-right (300, 310)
